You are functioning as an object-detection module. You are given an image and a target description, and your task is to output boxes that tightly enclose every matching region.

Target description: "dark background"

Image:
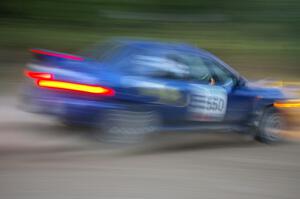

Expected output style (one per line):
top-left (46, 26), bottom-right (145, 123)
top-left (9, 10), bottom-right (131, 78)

top-left (0, 0), bottom-right (299, 79)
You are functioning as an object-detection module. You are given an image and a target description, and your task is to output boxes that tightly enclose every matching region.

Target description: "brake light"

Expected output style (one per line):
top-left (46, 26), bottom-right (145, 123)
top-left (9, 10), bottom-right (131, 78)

top-left (37, 79), bottom-right (115, 96)
top-left (25, 70), bottom-right (53, 79)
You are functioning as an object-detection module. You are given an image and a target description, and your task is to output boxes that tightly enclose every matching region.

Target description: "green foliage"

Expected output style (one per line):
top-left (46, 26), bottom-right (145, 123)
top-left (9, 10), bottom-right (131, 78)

top-left (0, 0), bottom-right (299, 78)
top-left (1, 0), bottom-right (300, 24)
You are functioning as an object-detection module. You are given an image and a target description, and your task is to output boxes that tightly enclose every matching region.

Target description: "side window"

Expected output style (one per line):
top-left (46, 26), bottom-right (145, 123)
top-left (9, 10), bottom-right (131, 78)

top-left (203, 59), bottom-right (235, 85)
top-left (129, 54), bottom-right (189, 80)
top-left (164, 54), bottom-right (190, 79)
top-left (184, 56), bottom-right (212, 83)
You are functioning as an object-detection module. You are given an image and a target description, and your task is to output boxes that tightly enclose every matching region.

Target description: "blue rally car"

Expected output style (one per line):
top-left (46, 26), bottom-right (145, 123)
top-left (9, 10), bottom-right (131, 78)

top-left (21, 39), bottom-right (299, 143)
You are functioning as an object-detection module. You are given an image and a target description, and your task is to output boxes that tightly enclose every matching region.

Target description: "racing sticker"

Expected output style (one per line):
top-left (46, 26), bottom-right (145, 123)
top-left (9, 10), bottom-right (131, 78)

top-left (122, 76), bottom-right (186, 106)
top-left (188, 84), bottom-right (227, 121)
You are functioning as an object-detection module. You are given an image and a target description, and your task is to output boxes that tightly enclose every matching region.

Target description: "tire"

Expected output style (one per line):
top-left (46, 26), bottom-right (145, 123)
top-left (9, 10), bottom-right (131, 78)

top-left (256, 107), bottom-right (285, 143)
top-left (59, 119), bottom-right (88, 129)
top-left (94, 109), bottom-right (161, 144)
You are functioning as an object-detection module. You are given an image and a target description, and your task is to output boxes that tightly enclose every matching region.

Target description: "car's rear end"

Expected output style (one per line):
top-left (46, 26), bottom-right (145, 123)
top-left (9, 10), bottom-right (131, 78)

top-left (20, 49), bottom-right (119, 126)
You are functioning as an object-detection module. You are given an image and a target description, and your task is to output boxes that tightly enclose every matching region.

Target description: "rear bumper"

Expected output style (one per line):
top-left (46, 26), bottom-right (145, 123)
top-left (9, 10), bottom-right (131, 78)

top-left (19, 86), bottom-right (122, 124)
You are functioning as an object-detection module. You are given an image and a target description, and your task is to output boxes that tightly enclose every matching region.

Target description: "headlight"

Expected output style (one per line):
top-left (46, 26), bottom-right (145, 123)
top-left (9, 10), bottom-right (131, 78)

top-left (273, 100), bottom-right (300, 108)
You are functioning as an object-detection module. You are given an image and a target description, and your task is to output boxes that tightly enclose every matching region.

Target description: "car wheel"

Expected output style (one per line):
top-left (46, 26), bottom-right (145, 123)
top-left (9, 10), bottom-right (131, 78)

top-left (59, 119), bottom-right (88, 129)
top-left (94, 109), bottom-right (161, 144)
top-left (256, 107), bottom-right (285, 143)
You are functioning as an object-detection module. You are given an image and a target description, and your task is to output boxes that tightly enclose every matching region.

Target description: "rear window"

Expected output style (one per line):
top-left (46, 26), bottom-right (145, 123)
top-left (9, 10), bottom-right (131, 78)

top-left (79, 41), bottom-right (123, 61)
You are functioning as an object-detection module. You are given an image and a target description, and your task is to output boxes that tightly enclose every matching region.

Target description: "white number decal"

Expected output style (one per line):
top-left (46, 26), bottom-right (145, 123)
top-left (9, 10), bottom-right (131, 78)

top-left (188, 85), bottom-right (227, 121)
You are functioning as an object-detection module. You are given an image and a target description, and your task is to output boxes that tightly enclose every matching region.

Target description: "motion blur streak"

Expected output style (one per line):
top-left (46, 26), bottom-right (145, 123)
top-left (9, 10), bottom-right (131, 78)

top-left (0, 0), bottom-right (300, 199)
top-left (31, 49), bottom-right (84, 61)
top-left (37, 79), bottom-right (115, 95)
top-left (274, 100), bottom-right (300, 108)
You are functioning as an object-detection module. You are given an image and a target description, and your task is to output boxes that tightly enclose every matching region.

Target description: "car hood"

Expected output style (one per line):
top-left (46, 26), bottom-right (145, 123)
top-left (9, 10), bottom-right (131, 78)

top-left (247, 79), bottom-right (299, 99)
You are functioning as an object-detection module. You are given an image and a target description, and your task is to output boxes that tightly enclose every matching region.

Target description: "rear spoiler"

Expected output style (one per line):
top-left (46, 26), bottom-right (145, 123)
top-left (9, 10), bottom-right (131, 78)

top-left (30, 48), bottom-right (84, 61)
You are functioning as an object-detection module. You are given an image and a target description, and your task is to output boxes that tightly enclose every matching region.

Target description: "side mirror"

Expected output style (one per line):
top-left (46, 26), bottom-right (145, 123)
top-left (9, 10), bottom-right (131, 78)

top-left (236, 77), bottom-right (246, 88)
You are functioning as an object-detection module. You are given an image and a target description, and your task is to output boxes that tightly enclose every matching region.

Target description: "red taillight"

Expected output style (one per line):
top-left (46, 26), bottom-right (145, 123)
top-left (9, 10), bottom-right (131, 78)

top-left (37, 79), bottom-right (115, 96)
top-left (25, 70), bottom-right (53, 79)
top-left (25, 70), bottom-right (114, 96)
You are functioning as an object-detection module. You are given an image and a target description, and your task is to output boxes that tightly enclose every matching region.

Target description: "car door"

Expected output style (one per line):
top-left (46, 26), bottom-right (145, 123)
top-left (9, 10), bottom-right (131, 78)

top-left (201, 57), bottom-right (254, 122)
top-left (119, 49), bottom-right (191, 124)
top-left (176, 54), bottom-right (229, 123)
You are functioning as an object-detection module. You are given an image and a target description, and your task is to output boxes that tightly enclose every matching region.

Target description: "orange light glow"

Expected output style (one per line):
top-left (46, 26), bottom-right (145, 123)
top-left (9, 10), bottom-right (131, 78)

top-left (37, 79), bottom-right (115, 96)
top-left (274, 100), bottom-right (300, 108)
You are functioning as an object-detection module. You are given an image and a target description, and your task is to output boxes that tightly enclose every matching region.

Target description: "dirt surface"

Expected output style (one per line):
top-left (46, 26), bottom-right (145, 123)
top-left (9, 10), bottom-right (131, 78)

top-left (0, 94), bottom-right (299, 199)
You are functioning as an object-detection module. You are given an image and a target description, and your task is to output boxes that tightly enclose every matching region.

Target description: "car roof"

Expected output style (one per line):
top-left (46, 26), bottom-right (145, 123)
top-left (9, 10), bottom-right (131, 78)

top-left (111, 38), bottom-right (212, 57)
top-left (105, 38), bottom-right (241, 78)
